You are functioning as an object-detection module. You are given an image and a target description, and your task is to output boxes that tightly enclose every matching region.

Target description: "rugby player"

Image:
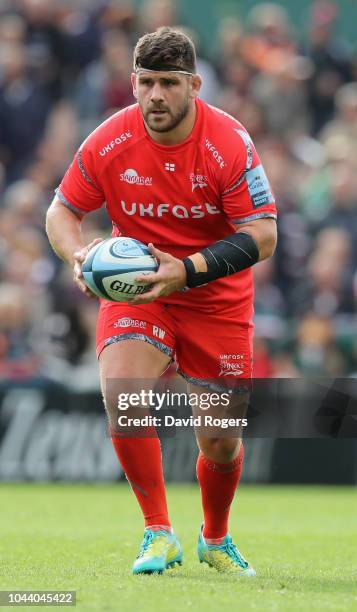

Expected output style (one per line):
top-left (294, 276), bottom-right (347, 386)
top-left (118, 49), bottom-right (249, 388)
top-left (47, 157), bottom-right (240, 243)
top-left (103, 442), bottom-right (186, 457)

top-left (46, 27), bottom-right (277, 576)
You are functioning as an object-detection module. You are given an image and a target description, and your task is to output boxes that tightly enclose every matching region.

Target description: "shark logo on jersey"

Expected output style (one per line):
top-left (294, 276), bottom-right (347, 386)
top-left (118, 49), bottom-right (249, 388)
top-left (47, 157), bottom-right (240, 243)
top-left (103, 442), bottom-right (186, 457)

top-left (189, 173), bottom-right (208, 191)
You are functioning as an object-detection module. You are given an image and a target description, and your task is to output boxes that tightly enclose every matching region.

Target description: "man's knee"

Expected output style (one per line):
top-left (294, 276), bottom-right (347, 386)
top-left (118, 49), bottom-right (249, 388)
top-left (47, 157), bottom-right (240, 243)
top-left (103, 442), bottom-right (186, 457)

top-left (198, 437), bottom-right (242, 463)
top-left (101, 379), bottom-right (151, 432)
top-left (99, 340), bottom-right (171, 428)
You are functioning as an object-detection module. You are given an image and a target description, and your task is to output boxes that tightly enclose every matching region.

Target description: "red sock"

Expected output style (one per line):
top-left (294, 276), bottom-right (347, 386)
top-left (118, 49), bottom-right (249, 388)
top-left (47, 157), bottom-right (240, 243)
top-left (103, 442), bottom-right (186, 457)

top-left (111, 432), bottom-right (170, 529)
top-left (196, 444), bottom-right (244, 540)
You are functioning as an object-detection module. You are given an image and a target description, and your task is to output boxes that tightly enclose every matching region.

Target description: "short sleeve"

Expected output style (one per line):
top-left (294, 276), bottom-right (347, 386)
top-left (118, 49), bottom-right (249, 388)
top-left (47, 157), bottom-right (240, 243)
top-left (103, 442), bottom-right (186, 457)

top-left (221, 128), bottom-right (277, 224)
top-left (56, 140), bottom-right (105, 216)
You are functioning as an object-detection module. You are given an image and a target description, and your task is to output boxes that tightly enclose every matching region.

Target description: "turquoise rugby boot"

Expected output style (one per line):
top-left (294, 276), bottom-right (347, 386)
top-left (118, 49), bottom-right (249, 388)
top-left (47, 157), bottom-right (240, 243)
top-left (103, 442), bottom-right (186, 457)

top-left (132, 528), bottom-right (183, 575)
top-left (198, 526), bottom-right (256, 576)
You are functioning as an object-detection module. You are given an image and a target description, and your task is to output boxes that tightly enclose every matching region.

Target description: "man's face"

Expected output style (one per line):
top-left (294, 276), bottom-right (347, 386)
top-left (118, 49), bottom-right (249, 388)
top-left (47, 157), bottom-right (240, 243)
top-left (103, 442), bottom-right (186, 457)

top-left (132, 70), bottom-right (196, 133)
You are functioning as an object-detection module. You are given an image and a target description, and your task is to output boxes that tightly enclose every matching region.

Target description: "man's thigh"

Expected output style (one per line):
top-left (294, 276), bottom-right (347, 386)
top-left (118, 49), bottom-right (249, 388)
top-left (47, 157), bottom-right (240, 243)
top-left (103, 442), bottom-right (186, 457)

top-left (170, 307), bottom-right (253, 392)
top-left (97, 301), bottom-right (174, 431)
top-left (169, 307), bottom-right (252, 444)
top-left (100, 340), bottom-right (172, 433)
top-left (96, 299), bottom-right (176, 361)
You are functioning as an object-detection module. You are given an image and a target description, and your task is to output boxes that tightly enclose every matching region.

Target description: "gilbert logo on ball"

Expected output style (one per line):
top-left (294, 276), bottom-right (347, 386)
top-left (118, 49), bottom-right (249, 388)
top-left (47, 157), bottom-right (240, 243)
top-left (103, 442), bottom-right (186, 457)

top-left (82, 237), bottom-right (158, 302)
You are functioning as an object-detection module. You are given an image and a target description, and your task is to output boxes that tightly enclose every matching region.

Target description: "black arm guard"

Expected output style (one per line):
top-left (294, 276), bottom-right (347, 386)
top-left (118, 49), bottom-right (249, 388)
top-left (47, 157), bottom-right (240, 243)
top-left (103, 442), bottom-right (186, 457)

top-left (183, 232), bottom-right (260, 288)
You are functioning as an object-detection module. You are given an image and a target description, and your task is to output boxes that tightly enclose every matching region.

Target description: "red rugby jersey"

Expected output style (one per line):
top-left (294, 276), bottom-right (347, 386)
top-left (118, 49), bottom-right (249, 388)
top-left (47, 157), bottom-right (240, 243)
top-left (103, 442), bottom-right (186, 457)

top-left (58, 98), bottom-right (277, 320)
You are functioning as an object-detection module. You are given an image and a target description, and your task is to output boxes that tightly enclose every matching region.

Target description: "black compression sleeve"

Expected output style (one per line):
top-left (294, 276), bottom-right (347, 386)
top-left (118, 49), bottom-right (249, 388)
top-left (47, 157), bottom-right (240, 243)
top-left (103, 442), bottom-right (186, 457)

top-left (183, 232), bottom-right (259, 288)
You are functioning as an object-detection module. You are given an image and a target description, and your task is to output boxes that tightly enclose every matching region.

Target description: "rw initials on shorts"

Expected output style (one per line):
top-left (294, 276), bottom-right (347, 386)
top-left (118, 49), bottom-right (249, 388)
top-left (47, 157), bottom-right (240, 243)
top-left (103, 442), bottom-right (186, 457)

top-left (153, 326), bottom-right (166, 339)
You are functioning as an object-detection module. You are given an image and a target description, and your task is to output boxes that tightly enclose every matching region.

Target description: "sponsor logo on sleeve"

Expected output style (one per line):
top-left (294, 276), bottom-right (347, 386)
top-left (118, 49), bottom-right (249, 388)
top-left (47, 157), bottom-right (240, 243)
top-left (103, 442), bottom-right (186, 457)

top-left (205, 139), bottom-right (226, 169)
top-left (99, 131), bottom-right (132, 157)
top-left (246, 164), bottom-right (274, 208)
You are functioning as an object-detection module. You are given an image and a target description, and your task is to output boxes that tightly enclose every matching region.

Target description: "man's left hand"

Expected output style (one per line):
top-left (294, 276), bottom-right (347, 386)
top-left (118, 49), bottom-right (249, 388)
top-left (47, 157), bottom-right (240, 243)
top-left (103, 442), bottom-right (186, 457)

top-left (129, 243), bottom-right (187, 304)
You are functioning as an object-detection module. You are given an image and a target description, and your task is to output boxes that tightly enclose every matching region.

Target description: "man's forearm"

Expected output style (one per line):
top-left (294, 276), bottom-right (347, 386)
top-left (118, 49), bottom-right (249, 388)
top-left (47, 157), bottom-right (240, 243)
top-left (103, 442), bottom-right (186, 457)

top-left (187, 220), bottom-right (277, 273)
top-left (183, 219), bottom-right (277, 287)
top-left (46, 200), bottom-right (85, 266)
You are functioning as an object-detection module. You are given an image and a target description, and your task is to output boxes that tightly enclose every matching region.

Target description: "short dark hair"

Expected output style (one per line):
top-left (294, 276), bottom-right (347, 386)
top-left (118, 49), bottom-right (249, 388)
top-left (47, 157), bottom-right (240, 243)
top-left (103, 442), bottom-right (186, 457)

top-left (133, 26), bottom-right (196, 74)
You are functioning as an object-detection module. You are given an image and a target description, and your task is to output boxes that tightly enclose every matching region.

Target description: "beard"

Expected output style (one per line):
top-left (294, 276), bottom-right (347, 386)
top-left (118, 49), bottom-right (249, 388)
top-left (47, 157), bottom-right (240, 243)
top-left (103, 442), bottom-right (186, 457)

top-left (142, 96), bottom-right (190, 133)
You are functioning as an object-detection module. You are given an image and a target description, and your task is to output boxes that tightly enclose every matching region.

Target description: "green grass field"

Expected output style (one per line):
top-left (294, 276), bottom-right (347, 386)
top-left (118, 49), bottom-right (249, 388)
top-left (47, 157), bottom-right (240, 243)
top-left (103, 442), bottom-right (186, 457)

top-left (0, 484), bottom-right (356, 611)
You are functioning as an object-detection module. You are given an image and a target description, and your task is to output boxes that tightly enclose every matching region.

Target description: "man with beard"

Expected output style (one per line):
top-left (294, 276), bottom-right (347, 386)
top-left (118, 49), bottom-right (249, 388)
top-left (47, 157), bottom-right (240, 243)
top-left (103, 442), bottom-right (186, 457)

top-left (46, 26), bottom-right (277, 576)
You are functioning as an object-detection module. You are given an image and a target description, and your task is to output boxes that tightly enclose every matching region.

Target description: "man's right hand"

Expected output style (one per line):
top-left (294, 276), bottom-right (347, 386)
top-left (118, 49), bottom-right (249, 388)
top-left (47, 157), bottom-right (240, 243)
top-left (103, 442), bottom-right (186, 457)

top-left (73, 237), bottom-right (103, 298)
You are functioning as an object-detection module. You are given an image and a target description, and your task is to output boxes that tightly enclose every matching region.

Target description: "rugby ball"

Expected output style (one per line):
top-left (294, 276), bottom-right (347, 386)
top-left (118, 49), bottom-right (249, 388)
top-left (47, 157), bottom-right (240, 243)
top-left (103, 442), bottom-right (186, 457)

top-left (82, 237), bottom-right (158, 301)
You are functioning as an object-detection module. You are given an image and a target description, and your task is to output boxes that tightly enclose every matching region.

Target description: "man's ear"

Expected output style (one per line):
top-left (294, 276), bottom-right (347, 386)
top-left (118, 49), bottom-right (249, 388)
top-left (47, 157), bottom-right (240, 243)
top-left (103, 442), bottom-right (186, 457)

top-left (131, 73), bottom-right (138, 99)
top-left (190, 74), bottom-right (202, 99)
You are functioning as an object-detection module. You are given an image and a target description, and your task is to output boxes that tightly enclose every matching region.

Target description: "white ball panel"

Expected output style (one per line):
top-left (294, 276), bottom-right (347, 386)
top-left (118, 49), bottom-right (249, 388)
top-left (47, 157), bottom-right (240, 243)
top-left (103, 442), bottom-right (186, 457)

top-left (97, 250), bottom-right (157, 270)
top-left (102, 272), bottom-right (150, 301)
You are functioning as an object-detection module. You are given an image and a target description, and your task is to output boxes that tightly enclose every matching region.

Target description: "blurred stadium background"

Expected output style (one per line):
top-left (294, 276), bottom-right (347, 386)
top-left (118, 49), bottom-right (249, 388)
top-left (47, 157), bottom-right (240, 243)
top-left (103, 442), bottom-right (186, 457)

top-left (0, 0), bottom-right (357, 484)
